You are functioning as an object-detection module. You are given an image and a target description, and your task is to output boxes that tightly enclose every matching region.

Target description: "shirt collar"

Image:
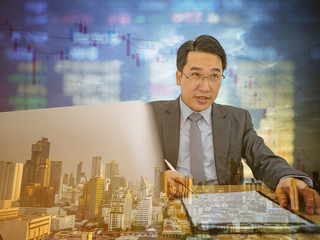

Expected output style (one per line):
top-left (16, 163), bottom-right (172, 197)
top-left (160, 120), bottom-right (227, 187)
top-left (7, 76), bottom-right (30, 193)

top-left (179, 97), bottom-right (211, 124)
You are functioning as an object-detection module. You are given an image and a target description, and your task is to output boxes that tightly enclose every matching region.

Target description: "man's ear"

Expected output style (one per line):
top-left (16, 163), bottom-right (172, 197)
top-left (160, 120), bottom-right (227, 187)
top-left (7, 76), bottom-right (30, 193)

top-left (176, 70), bottom-right (182, 86)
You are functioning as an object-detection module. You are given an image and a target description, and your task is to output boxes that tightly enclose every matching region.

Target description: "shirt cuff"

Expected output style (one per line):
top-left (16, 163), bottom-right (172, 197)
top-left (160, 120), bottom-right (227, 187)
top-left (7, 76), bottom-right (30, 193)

top-left (279, 175), bottom-right (313, 187)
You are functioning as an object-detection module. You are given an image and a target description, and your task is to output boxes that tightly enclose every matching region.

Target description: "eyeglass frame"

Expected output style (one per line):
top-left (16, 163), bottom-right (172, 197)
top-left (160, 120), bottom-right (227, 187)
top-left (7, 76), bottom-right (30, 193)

top-left (180, 71), bottom-right (225, 82)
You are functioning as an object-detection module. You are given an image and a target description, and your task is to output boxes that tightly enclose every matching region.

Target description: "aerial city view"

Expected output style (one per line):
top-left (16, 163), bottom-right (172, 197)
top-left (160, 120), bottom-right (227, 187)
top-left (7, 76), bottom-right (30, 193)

top-left (0, 137), bottom-right (194, 239)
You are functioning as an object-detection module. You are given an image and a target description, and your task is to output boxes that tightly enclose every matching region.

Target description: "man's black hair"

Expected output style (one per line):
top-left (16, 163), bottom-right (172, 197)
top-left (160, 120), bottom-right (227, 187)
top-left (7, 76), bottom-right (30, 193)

top-left (176, 35), bottom-right (227, 71)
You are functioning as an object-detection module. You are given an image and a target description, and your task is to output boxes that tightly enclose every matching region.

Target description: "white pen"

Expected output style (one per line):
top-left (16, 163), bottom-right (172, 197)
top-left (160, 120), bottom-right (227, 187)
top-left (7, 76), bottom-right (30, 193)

top-left (164, 159), bottom-right (177, 172)
top-left (164, 159), bottom-right (198, 198)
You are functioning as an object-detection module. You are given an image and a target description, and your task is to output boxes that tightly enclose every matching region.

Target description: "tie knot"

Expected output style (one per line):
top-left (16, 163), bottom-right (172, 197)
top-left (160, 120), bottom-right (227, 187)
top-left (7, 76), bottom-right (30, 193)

top-left (189, 112), bottom-right (202, 123)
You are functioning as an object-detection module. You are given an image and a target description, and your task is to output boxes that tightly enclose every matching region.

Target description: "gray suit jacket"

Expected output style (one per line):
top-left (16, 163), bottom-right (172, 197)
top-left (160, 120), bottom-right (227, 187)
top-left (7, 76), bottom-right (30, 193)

top-left (150, 97), bottom-right (309, 190)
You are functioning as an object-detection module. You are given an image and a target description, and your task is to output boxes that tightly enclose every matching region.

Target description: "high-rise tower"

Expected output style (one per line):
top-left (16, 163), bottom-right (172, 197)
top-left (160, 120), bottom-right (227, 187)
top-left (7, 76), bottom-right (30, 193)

top-left (78, 176), bottom-right (104, 220)
top-left (86, 177), bottom-right (104, 219)
top-left (108, 188), bottom-right (132, 231)
top-left (153, 164), bottom-right (161, 201)
top-left (105, 159), bottom-right (119, 179)
top-left (133, 197), bottom-right (152, 227)
top-left (91, 156), bottom-right (102, 178)
top-left (0, 161), bottom-right (24, 201)
top-left (20, 138), bottom-right (55, 207)
top-left (50, 161), bottom-right (62, 194)
top-left (76, 161), bottom-right (83, 184)
top-left (21, 137), bottom-right (51, 188)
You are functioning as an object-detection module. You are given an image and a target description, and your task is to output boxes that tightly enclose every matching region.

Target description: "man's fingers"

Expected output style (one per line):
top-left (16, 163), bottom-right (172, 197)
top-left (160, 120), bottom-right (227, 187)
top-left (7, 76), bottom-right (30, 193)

top-left (301, 187), bottom-right (314, 215)
top-left (165, 170), bottom-right (187, 196)
top-left (314, 190), bottom-right (320, 214)
top-left (275, 177), bottom-right (320, 215)
top-left (275, 187), bottom-right (289, 208)
top-left (173, 176), bottom-right (183, 194)
top-left (300, 187), bottom-right (320, 215)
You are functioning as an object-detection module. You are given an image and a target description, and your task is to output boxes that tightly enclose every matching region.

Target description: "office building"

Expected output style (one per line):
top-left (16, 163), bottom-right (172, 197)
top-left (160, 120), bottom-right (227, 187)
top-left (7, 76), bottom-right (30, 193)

top-left (133, 197), bottom-right (152, 227)
top-left (105, 159), bottom-right (119, 179)
top-left (91, 156), bottom-right (102, 178)
top-left (0, 207), bottom-right (19, 220)
top-left (80, 171), bottom-right (87, 184)
top-left (69, 172), bottom-right (75, 186)
top-left (62, 173), bottom-right (69, 185)
top-left (54, 231), bottom-right (93, 240)
top-left (140, 176), bottom-right (148, 199)
top-left (61, 181), bottom-right (83, 203)
top-left (0, 214), bottom-right (51, 240)
top-left (76, 161), bottom-right (83, 184)
top-left (104, 175), bottom-right (127, 203)
top-left (21, 137), bottom-right (51, 189)
top-left (110, 175), bottom-right (127, 189)
top-left (49, 161), bottom-right (62, 194)
top-left (19, 206), bottom-right (66, 216)
top-left (86, 177), bottom-right (104, 220)
top-left (20, 138), bottom-right (53, 207)
top-left (0, 161), bottom-right (24, 201)
top-left (152, 206), bottom-right (163, 225)
top-left (153, 164), bottom-right (162, 202)
top-left (51, 215), bottom-right (75, 231)
top-left (20, 184), bottom-right (55, 207)
top-left (78, 177), bottom-right (104, 220)
top-left (108, 188), bottom-right (132, 231)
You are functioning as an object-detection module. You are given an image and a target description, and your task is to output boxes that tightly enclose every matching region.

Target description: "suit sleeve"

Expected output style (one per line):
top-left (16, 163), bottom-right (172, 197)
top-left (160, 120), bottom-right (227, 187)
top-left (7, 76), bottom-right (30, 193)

top-left (241, 110), bottom-right (309, 190)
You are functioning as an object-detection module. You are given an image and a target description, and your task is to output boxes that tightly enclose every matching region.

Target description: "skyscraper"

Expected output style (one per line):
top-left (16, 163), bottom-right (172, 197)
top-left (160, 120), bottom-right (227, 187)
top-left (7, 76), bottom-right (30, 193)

top-left (21, 137), bottom-right (51, 189)
top-left (0, 161), bottom-right (24, 201)
top-left (62, 173), bottom-right (69, 185)
top-left (104, 175), bottom-right (127, 203)
top-left (78, 177), bottom-right (104, 220)
top-left (105, 159), bottom-right (119, 179)
top-left (20, 138), bottom-right (55, 207)
top-left (76, 161), bottom-right (83, 184)
top-left (140, 176), bottom-right (148, 199)
top-left (91, 156), bottom-right (102, 178)
top-left (69, 172), bottom-right (75, 186)
top-left (133, 197), bottom-right (153, 227)
top-left (108, 188), bottom-right (132, 231)
top-left (86, 177), bottom-right (104, 220)
top-left (153, 164), bottom-right (161, 201)
top-left (49, 161), bottom-right (62, 194)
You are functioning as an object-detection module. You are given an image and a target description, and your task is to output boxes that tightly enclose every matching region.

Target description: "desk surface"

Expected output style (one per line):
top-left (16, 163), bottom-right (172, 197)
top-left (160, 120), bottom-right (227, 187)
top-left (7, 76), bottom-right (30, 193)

top-left (173, 185), bottom-right (320, 239)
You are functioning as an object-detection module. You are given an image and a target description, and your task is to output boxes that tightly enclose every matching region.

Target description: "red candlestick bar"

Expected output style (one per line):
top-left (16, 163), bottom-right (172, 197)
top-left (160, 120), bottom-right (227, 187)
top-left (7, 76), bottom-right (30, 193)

top-left (32, 50), bottom-right (36, 85)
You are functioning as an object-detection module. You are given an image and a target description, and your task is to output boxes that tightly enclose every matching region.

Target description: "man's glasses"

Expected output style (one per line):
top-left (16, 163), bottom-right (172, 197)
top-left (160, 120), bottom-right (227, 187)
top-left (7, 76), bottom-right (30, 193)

top-left (181, 71), bottom-right (225, 82)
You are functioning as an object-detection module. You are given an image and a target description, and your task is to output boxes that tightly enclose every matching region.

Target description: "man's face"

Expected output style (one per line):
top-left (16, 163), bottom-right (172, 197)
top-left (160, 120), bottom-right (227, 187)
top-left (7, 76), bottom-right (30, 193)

top-left (176, 51), bottom-right (223, 112)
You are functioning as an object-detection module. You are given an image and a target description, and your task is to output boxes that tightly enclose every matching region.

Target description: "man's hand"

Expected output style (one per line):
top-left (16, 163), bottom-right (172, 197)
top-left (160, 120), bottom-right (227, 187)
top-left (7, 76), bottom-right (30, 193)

top-left (164, 170), bottom-right (192, 197)
top-left (275, 177), bottom-right (320, 215)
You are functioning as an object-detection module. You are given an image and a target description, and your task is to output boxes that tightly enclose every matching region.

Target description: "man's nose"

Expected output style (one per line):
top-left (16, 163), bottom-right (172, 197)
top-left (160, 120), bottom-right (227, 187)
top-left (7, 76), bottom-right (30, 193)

top-left (198, 77), bottom-right (210, 91)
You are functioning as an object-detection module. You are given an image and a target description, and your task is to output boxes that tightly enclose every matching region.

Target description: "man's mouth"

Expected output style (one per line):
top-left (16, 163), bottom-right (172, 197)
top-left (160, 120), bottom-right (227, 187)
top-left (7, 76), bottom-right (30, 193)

top-left (195, 96), bottom-right (210, 103)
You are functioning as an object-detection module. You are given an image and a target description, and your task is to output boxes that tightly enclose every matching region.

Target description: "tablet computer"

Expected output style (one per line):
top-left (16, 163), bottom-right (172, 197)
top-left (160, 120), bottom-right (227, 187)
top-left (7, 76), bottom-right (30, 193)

top-left (181, 191), bottom-right (320, 234)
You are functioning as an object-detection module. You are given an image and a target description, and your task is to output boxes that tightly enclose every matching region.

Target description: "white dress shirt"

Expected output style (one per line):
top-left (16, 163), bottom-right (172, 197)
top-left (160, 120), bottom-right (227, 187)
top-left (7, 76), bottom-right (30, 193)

top-left (177, 97), bottom-right (218, 182)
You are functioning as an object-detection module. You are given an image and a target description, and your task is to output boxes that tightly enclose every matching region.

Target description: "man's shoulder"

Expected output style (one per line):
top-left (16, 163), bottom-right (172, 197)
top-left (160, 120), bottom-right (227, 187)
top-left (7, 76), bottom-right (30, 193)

top-left (214, 102), bottom-right (247, 113)
top-left (213, 103), bottom-right (249, 119)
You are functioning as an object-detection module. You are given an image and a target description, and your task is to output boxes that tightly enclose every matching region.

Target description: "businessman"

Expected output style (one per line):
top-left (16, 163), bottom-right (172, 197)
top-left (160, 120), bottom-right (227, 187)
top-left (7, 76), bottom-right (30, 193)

top-left (151, 35), bottom-right (320, 215)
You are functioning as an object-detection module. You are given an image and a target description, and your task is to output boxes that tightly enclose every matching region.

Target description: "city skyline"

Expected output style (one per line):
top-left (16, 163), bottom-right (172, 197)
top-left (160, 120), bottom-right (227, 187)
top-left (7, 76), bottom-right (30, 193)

top-left (0, 136), bottom-right (166, 239)
top-left (0, 101), bottom-right (165, 183)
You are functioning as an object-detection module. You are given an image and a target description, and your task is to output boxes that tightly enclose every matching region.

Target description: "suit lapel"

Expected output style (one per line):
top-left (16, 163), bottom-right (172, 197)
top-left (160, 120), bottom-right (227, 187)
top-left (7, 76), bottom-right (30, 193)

top-left (212, 103), bottom-right (231, 184)
top-left (163, 98), bottom-right (180, 168)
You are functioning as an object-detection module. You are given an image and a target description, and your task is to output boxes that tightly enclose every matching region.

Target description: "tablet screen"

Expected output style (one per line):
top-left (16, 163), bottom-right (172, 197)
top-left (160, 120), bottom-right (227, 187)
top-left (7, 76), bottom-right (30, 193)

top-left (181, 191), bottom-right (320, 234)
